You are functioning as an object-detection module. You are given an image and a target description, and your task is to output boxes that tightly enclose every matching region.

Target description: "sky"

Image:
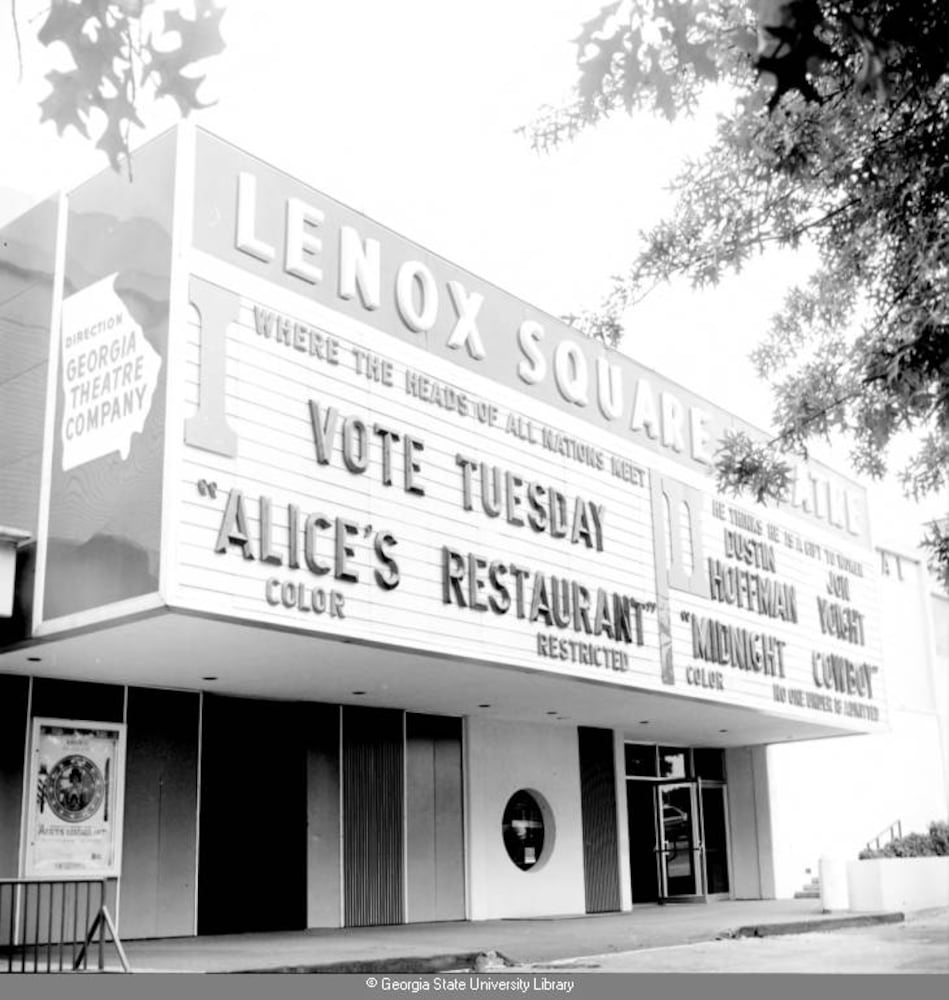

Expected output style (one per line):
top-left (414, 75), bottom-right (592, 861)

top-left (1, 0), bottom-right (943, 557)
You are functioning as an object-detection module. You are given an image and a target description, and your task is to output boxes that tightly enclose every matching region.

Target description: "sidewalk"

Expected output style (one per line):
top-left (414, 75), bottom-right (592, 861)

top-left (112, 900), bottom-right (907, 973)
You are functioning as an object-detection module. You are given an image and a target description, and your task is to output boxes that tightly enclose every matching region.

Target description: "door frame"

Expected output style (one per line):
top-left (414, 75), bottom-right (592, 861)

top-left (696, 778), bottom-right (733, 901)
top-left (655, 780), bottom-right (704, 902)
top-left (623, 743), bottom-right (734, 904)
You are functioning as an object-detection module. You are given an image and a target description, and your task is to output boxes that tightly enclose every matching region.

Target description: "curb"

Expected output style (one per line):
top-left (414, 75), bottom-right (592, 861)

top-left (724, 912), bottom-right (905, 938)
top-left (235, 951), bottom-right (514, 975)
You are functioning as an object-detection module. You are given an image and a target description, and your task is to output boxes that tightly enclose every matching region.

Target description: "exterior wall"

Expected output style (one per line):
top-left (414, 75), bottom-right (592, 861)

top-left (766, 549), bottom-right (949, 898)
top-left (926, 588), bottom-right (949, 789)
top-left (120, 687), bottom-right (199, 939)
top-left (613, 732), bottom-right (633, 911)
top-left (725, 746), bottom-right (774, 899)
top-left (306, 703), bottom-right (342, 929)
top-left (405, 714), bottom-right (466, 923)
top-left (0, 674), bottom-right (199, 938)
top-left (466, 717), bottom-right (585, 919)
top-left (0, 198), bottom-right (57, 539)
top-left (0, 199), bottom-right (57, 644)
top-left (0, 675), bottom-right (29, 878)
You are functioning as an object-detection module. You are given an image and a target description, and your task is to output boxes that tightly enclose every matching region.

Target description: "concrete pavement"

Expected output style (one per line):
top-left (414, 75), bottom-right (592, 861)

top-left (526, 908), bottom-right (949, 973)
top-left (103, 900), bottom-right (917, 973)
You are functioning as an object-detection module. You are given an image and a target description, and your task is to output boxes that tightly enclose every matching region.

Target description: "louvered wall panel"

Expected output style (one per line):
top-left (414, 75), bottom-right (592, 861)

top-left (343, 707), bottom-right (404, 927)
top-left (578, 727), bottom-right (621, 913)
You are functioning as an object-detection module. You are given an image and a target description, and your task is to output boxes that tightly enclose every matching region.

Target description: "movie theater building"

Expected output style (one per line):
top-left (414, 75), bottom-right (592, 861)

top-left (0, 126), bottom-right (930, 938)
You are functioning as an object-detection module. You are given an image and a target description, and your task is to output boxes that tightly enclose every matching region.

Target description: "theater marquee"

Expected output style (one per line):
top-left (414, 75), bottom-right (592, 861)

top-left (153, 129), bottom-right (885, 732)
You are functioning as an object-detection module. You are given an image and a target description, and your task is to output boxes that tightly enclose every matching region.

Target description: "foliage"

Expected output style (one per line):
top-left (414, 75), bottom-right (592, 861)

top-left (931, 820), bottom-right (949, 856)
top-left (29, 0), bottom-right (226, 172)
top-left (714, 429), bottom-right (793, 504)
top-left (922, 519), bottom-right (949, 592)
top-left (525, 1), bottom-right (949, 584)
top-left (561, 309), bottom-right (625, 349)
top-left (858, 821), bottom-right (949, 859)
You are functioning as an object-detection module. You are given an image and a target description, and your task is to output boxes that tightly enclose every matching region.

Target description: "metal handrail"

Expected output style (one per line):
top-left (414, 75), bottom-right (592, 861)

top-left (74, 904), bottom-right (129, 973)
top-left (0, 877), bottom-right (129, 973)
top-left (866, 819), bottom-right (903, 853)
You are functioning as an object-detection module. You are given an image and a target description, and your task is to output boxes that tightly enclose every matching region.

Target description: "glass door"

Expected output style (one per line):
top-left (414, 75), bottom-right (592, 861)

top-left (698, 780), bottom-right (730, 897)
top-left (657, 783), bottom-right (700, 899)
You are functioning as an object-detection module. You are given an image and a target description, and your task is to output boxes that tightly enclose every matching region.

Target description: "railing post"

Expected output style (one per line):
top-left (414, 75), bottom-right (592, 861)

top-left (4, 882), bottom-right (11, 973)
top-left (98, 881), bottom-right (106, 971)
top-left (71, 881), bottom-right (79, 970)
top-left (32, 882), bottom-right (39, 973)
top-left (46, 882), bottom-right (53, 973)
top-left (1, 878), bottom-right (128, 975)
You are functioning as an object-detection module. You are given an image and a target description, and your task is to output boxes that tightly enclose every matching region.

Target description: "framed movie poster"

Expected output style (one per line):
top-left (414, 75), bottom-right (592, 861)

top-left (23, 718), bottom-right (126, 877)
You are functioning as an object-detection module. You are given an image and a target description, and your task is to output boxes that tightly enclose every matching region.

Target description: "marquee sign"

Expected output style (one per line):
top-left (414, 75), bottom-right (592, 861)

top-left (189, 131), bottom-right (870, 549)
top-left (169, 252), bottom-right (884, 731)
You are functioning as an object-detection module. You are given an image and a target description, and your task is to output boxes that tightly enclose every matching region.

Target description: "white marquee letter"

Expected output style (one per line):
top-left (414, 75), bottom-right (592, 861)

top-left (689, 407), bottom-right (714, 464)
top-left (235, 172), bottom-right (275, 263)
top-left (554, 341), bottom-right (589, 407)
top-left (661, 392), bottom-right (686, 452)
top-left (446, 281), bottom-right (486, 359)
top-left (789, 462), bottom-right (811, 512)
top-left (845, 491), bottom-right (863, 537)
top-left (596, 358), bottom-right (623, 420)
top-left (396, 261), bottom-right (438, 332)
top-left (630, 378), bottom-right (659, 438)
top-left (338, 226), bottom-right (380, 309)
top-left (285, 197), bottom-right (324, 284)
top-left (517, 321), bottom-right (546, 385)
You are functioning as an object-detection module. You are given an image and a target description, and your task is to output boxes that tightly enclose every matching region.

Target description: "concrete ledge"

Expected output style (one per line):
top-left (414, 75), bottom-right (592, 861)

top-left (848, 857), bottom-right (949, 912)
top-left (726, 912), bottom-right (904, 939)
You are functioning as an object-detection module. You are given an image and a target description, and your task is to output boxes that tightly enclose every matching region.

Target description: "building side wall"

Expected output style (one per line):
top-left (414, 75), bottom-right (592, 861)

top-left (120, 687), bottom-right (199, 939)
top-left (725, 746), bottom-right (774, 899)
top-left (0, 198), bottom-right (57, 540)
top-left (466, 718), bottom-right (585, 919)
top-left (766, 551), bottom-right (949, 898)
top-left (306, 703), bottom-right (342, 929)
top-left (0, 199), bottom-right (58, 644)
top-left (0, 674), bottom-right (29, 877)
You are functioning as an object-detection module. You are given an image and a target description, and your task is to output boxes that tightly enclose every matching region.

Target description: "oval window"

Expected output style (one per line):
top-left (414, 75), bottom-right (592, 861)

top-left (502, 790), bottom-right (546, 871)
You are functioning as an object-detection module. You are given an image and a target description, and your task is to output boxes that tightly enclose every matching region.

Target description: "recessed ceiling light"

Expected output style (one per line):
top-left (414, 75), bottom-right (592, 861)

top-left (202, 676), bottom-right (218, 681)
top-left (351, 690), bottom-right (367, 696)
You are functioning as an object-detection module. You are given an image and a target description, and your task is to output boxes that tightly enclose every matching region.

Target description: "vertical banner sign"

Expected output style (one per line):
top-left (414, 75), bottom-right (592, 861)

top-left (59, 273), bottom-right (162, 472)
top-left (24, 719), bottom-right (126, 877)
top-left (42, 130), bottom-right (175, 623)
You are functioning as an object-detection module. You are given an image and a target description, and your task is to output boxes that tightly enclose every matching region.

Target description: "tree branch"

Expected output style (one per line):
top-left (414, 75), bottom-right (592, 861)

top-left (11, 0), bottom-right (23, 82)
top-left (765, 370), bottom-right (892, 452)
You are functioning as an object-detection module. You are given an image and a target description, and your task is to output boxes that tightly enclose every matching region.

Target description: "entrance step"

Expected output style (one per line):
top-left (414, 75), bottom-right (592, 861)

top-left (794, 872), bottom-right (821, 899)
